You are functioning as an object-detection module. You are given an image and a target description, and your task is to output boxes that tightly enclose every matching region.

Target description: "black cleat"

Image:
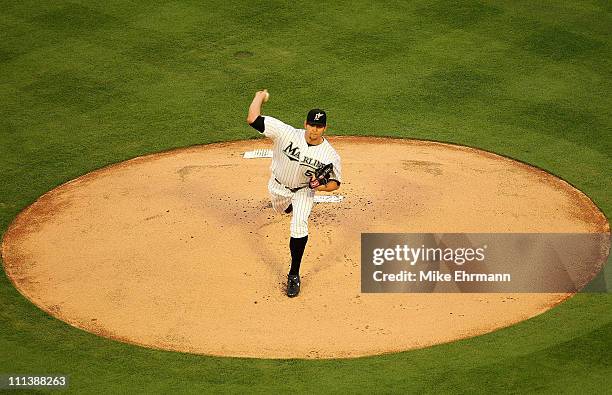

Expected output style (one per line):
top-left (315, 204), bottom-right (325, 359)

top-left (287, 274), bottom-right (300, 297)
top-left (284, 203), bottom-right (293, 214)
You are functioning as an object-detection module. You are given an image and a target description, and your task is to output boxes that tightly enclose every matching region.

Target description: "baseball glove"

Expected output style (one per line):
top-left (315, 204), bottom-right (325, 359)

top-left (309, 163), bottom-right (334, 189)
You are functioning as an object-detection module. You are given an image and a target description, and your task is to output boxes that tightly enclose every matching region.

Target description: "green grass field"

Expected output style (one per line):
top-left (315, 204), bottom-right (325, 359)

top-left (1, 0), bottom-right (610, 393)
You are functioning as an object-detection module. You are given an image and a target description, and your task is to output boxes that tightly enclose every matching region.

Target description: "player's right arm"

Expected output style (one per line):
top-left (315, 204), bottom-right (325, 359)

top-left (247, 90), bottom-right (294, 139)
top-left (246, 89), bottom-right (268, 125)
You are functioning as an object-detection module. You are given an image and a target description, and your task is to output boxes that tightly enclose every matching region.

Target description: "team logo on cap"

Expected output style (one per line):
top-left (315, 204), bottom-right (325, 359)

top-left (314, 112), bottom-right (324, 121)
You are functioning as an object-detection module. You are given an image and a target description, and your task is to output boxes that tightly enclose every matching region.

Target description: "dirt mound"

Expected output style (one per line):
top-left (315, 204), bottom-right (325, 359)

top-left (2, 137), bottom-right (608, 358)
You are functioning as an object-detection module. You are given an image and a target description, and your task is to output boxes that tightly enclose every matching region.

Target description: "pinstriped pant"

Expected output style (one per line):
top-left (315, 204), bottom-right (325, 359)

top-left (267, 176), bottom-right (315, 238)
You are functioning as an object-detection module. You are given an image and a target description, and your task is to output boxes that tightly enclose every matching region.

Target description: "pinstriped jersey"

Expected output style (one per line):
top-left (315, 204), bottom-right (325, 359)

top-left (263, 116), bottom-right (342, 189)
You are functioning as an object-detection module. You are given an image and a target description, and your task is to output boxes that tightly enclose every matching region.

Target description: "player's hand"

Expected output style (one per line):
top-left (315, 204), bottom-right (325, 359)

top-left (256, 89), bottom-right (269, 103)
top-left (309, 175), bottom-right (320, 189)
top-left (310, 175), bottom-right (325, 191)
top-left (309, 163), bottom-right (333, 190)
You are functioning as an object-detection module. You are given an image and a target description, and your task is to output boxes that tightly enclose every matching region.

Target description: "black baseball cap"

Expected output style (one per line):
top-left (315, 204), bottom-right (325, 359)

top-left (306, 109), bottom-right (327, 126)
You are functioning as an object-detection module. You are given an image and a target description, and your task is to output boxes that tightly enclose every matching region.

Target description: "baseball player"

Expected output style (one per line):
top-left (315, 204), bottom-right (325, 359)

top-left (246, 89), bottom-right (342, 297)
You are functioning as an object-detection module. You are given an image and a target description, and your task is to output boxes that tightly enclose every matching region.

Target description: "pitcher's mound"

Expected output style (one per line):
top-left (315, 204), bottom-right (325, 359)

top-left (2, 137), bottom-right (609, 358)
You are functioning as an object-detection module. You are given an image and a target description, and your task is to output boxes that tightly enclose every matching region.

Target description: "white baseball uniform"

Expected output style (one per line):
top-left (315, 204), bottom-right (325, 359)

top-left (261, 116), bottom-right (342, 238)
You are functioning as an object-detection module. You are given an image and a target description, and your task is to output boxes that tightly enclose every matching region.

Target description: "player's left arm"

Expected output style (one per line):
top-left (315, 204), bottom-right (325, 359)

top-left (315, 154), bottom-right (342, 192)
top-left (315, 180), bottom-right (339, 192)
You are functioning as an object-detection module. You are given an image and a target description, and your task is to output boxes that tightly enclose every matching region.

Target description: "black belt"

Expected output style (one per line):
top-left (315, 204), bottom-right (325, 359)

top-left (275, 178), bottom-right (306, 193)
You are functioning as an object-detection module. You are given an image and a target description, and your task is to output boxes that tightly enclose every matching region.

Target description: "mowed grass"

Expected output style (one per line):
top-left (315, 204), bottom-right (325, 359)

top-left (1, 0), bottom-right (610, 393)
